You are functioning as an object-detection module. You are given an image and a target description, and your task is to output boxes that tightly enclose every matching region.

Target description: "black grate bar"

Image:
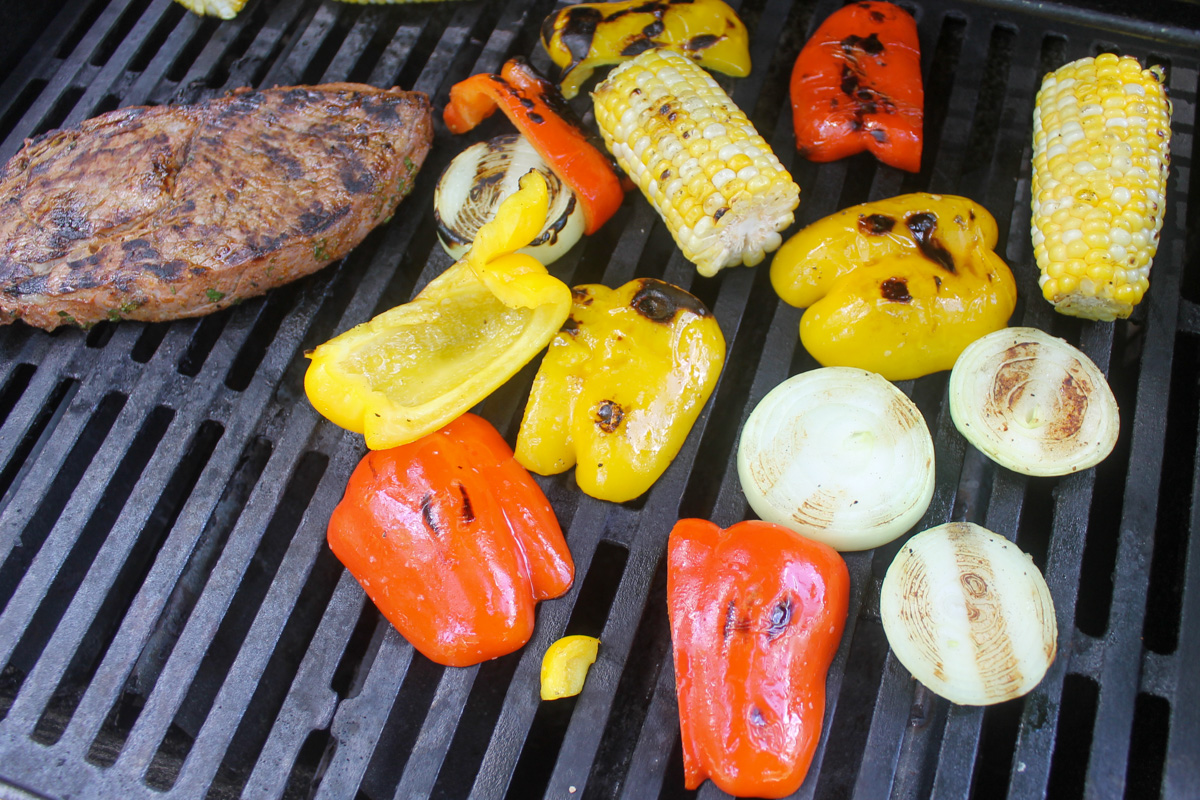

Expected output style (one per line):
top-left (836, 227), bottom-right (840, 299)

top-left (1164, 410), bottom-right (1200, 796)
top-left (259, 2), bottom-right (346, 88)
top-left (0, 407), bottom-right (218, 737)
top-left (315, 626), bottom-right (413, 798)
top-left (164, 444), bottom-right (353, 792)
top-left (107, 408), bottom-right (327, 777)
top-left (925, 13), bottom-right (1001, 192)
top-left (0, 0), bottom-right (142, 159)
top-left (316, 11), bottom-right (382, 84)
top-left (1084, 138), bottom-right (1189, 800)
top-left (391, 661), bottom-right (479, 799)
top-left (0, 0), bottom-right (97, 114)
top-left (241, 570), bottom-right (365, 799)
top-left (60, 0), bottom-right (179, 130)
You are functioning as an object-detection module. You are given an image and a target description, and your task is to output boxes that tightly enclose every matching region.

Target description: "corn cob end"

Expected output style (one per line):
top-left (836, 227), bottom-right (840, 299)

top-left (593, 48), bottom-right (799, 277)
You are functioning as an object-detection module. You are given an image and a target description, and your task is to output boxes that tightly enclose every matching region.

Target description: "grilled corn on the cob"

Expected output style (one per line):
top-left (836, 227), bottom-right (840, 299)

top-left (593, 48), bottom-right (799, 277)
top-left (1031, 53), bottom-right (1171, 321)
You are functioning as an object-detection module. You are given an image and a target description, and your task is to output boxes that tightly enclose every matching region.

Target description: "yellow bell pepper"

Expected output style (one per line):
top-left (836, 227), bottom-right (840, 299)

top-left (770, 194), bottom-right (1017, 381)
top-left (516, 278), bottom-right (725, 503)
top-left (305, 172), bottom-right (572, 449)
top-left (540, 635), bottom-right (600, 700)
top-left (540, 0), bottom-right (751, 100)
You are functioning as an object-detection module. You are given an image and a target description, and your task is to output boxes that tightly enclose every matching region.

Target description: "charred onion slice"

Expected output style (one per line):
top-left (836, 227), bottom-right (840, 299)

top-left (880, 522), bottom-right (1058, 706)
top-left (948, 327), bottom-right (1119, 476)
top-left (737, 367), bottom-right (935, 552)
top-left (434, 134), bottom-right (584, 264)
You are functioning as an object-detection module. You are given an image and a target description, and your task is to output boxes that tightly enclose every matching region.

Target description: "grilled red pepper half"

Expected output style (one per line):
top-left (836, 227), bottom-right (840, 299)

top-left (327, 413), bottom-right (574, 667)
top-left (667, 519), bottom-right (849, 798)
top-left (443, 57), bottom-right (626, 235)
top-left (790, 1), bottom-right (923, 172)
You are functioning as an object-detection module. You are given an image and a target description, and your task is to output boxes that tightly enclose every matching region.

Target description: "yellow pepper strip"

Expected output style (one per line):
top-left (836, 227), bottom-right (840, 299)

top-left (770, 194), bottom-right (1017, 381)
top-left (516, 278), bottom-right (725, 503)
top-left (304, 172), bottom-right (572, 449)
top-left (541, 635), bottom-right (600, 700)
top-left (540, 0), bottom-right (751, 100)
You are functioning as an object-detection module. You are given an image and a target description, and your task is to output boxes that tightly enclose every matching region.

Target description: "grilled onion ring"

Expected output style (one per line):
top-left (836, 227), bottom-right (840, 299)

top-left (949, 327), bottom-right (1119, 476)
top-left (737, 367), bottom-right (935, 551)
top-left (880, 521), bottom-right (1057, 706)
top-left (434, 134), bottom-right (584, 264)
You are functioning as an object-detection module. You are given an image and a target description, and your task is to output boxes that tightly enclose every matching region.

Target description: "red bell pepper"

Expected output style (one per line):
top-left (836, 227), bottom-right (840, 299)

top-left (667, 519), bottom-right (849, 798)
top-left (790, 1), bottom-right (923, 172)
top-left (327, 413), bottom-right (574, 667)
top-left (443, 57), bottom-right (626, 235)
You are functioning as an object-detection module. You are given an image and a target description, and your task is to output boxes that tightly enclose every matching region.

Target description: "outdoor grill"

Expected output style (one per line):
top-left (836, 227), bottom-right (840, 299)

top-left (0, 0), bottom-right (1196, 796)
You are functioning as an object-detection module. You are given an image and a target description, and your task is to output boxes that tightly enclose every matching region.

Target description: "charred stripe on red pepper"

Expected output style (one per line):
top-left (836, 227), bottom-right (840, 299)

top-left (790, 1), bottom-right (923, 172)
top-left (444, 57), bottom-right (625, 235)
top-left (327, 413), bottom-right (574, 668)
top-left (668, 519), bottom-right (849, 798)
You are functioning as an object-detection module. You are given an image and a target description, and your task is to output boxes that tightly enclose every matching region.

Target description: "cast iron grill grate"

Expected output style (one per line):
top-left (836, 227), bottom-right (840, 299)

top-left (0, 0), bottom-right (1197, 797)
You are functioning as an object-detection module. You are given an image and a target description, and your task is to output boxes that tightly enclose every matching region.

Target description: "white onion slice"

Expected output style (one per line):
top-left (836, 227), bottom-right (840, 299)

top-left (737, 367), bottom-right (935, 551)
top-left (434, 134), bottom-right (584, 264)
top-left (949, 327), bottom-right (1119, 476)
top-left (880, 522), bottom-right (1057, 706)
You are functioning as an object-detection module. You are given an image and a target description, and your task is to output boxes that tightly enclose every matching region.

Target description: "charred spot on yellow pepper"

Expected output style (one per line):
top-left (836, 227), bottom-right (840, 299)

top-left (540, 0), bottom-right (751, 99)
top-left (516, 277), bottom-right (725, 503)
top-left (770, 193), bottom-right (1017, 381)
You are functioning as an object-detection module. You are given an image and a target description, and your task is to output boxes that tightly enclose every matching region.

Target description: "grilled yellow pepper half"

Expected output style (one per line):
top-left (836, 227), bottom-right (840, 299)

top-left (770, 194), bottom-right (1017, 381)
top-left (305, 172), bottom-right (572, 450)
top-left (516, 278), bottom-right (725, 503)
top-left (540, 0), bottom-right (751, 100)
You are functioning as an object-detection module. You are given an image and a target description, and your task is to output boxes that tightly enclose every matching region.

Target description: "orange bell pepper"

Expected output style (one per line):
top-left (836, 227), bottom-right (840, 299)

top-left (443, 57), bottom-right (625, 234)
top-left (790, 1), bottom-right (923, 172)
top-left (667, 519), bottom-right (849, 798)
top-left (327, 413), bottom-right (574, 667)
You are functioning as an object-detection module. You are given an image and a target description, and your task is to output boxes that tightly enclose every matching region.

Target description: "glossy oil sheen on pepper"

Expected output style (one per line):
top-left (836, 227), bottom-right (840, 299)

top-left (770, 193), bottom-right (1017, 381)
top-left (790, 0), bottom-right (923, 172)
top-left (667, 519), bottom-right (850, 798)
top-left (516, 278), bottom-right (725, 503)
top-left (327, 413), bottom-right (574, 668)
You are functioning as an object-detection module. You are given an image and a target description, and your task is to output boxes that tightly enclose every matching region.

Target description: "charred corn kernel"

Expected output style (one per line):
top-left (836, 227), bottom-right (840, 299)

top-left (541, 636), bottom-right (600, 700)
top-left (1031, 54), bottom-right (1171, 321)
top-left (593, 48), bottom-right (799, 278)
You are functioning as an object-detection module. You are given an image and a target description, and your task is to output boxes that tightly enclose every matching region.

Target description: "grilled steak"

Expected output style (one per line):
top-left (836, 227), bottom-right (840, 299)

top-left (0, 83), bottom-right (433, 330)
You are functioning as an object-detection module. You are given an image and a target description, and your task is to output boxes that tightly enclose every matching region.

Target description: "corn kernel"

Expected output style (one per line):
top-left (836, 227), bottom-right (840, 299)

top-left (593, 48), bottom-right (799, 277)
top-left (1031, 54), bottom-right (1170, 320)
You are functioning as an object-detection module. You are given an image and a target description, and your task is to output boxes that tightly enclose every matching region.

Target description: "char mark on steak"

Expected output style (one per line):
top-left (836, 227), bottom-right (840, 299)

top-left (0, 83), bottom-right (434, 330)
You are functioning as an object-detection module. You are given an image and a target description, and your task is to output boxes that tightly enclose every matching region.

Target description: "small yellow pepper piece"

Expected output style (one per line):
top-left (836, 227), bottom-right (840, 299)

top-left (304, 172), bottom-right (572, 449)
top-left (516, 278), bottom-right (725, 503)
top-left (770, 194), bottom-right (1017, 381)
top-left (540, 0), bottom-right (751, 99)
top-left (541, 635), bottom-right (600, 700)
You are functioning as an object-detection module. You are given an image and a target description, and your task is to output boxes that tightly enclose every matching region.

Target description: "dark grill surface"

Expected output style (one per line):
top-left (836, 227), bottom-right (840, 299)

top-left (0, 0), bottom-right (1198, 797)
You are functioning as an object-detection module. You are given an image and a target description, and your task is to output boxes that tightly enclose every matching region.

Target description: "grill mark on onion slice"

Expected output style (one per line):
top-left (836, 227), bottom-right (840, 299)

top-left (949, 532), bottom-right (1023, 696)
